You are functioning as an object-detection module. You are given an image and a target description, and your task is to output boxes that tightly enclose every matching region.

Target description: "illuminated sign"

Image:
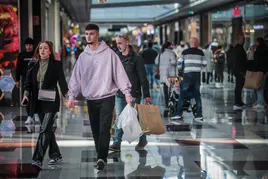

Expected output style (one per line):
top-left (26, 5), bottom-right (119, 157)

top-left (253, 25), bottom-right (264, 29)
top-left (232, 5), bottom-right (241, 17)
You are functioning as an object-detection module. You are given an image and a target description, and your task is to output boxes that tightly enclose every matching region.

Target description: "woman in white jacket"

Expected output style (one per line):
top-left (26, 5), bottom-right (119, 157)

top-left (155, 42), bottom-right (177, 107)
top-left (203, 44), bottom-right (214, 84)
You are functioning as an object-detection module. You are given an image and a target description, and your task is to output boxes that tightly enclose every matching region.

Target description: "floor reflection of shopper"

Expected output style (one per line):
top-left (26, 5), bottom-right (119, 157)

top-left (109, 33), bottom-right (150, 152)
top-left (23, 41), bottom-right (68, 169)
top-left (155, 42), bottom-right (177, 108)
top-left (253, 38), bottom-right (268, 109)
top-left (67, 24), bottom-right (133, 170)
top-left (172, 37), bottom-right (207, 121)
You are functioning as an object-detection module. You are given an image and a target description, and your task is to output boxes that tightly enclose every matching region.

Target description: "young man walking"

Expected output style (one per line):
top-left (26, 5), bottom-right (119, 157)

top-left (67, 24), bottom-right (133, 170)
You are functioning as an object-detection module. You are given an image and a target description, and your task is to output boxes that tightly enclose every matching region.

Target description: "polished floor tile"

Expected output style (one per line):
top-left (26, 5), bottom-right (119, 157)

top-left (1, 67), bottom-right (268, 178)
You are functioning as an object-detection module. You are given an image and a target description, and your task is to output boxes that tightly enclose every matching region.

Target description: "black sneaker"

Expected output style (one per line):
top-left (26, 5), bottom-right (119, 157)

top-left (48, 157), bottom-right (63, 165)
top-left (194, 116), bottom-right (203, 122)
top-left (94, 159), bottom-right (106, 170)
top-left (31, 161), bottom-right (42, 170)
top-left (109, 145), bottom-right (121, 152)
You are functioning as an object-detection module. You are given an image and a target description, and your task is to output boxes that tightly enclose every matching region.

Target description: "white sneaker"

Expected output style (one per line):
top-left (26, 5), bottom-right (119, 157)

top-left (252, 101), bottom-right (258, 106)
top-left (253, 104), bottom-right (265, 109)
top-left (233, 105), bottom-right (244, 110)
top-left (25, 116), bottom-right (34, 125)
top-left (215, 83), bottom-right (221, 88)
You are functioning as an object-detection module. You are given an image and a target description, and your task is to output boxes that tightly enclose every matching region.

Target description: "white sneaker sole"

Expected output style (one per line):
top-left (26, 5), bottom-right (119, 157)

top-left (48, 159), bottom-right (62, 165)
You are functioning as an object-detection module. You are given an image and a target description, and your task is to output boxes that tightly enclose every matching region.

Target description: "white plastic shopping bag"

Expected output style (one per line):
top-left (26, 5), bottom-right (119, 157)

top-left (117, 104), bottom-right (143, 143)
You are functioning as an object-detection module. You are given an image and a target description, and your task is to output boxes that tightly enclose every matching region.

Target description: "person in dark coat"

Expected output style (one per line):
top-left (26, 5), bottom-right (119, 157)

top-left (252, 37), bottom-right (268, 109)
top-left (22, 41), bottom-right (68, 169)
top-left (233, 33), bottom-right (247, 110)
top-left (16, 38), bottom-right (38, 124)
top-left (226, 44), bottom-right (234, 82)
top-left (109, 33), bottom-right (150, 152)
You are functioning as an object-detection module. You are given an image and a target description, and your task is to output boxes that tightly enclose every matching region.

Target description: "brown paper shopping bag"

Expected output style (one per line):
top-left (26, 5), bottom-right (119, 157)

top-left (135, 104), bottom-right (165, 135)
top-left (244, 71), bottom-right (263, 89)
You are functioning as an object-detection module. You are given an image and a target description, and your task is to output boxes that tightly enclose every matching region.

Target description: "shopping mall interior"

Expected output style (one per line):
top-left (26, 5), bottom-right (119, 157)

top-left (1, 0), bottom-right (268, 178)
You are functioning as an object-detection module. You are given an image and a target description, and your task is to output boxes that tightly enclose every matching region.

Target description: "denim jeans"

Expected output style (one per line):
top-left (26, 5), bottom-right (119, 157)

top-left (256, 88), bottom-right (264, 105)
top-left (144, 64), bottom-right (155, 88)
top-left (176, 72), bottom-right (202, 117)
top-left (112, 96), bottom-right (147, 147)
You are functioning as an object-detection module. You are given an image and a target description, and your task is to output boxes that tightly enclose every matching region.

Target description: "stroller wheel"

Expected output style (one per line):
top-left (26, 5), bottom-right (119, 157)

top-left (168, 106), bottom-right (176, 117)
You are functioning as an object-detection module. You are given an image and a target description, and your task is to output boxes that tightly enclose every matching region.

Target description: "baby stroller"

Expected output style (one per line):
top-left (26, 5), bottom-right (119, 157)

top-left (166, 76), bottom-right (196, 118)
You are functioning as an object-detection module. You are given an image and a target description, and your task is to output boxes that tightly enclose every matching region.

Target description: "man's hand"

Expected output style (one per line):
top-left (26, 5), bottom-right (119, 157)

top-left (66, 98), bottom-right (75, 108)
top-left (125, 96), bottom-right (134, 105)
top-left (144, 97), bottom-right (151, 104)
top-left (15, 81), bottom-right (20, 88)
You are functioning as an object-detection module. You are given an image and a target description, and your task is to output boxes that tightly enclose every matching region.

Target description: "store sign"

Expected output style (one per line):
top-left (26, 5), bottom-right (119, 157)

top-left (232, 5), bottom-right (241, 17)
top-left (253, 25), bottom-right (264, 29)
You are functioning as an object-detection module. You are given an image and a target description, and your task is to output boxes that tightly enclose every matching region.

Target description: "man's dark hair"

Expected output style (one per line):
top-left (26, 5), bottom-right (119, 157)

top-left (85, 24), bottom-right (99, 32)
top-left (24, 37), bottom-right (34, 45)
top-left (148, 41), bottom-right (153, 48)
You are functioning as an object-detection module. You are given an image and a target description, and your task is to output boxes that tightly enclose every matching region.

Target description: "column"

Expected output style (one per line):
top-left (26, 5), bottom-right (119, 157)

top-left (231, 17), bottom-right (243, 46)
top-left (159, 25), bottom-right (163, 45)
top-left (19, 0), bottom-right (30, 50)
top-left (200, 12), bottom-right (212, 47)
top-left (32, 0), bottom-right (42, 46)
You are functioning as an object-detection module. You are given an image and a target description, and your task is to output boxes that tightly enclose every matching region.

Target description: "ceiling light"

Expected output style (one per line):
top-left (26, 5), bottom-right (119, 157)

top-left (174, 3), bottom-right (179, 9)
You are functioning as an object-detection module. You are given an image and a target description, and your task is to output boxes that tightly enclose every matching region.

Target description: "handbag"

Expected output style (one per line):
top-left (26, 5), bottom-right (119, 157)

top-left (154, 54), bottom-right (161, 80)
top-left (244, 71), bottom-right (264, 90)
top-left (38, 62), bottom-right (56, 101)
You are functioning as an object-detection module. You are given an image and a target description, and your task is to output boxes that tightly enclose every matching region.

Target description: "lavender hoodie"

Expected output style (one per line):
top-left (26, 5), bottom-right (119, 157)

top-left (68, 41), bottom-right (131, 100)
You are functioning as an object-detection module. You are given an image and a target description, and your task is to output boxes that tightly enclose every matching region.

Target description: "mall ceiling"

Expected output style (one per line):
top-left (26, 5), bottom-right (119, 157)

top-left (59, 0), bottom-right (241, 24)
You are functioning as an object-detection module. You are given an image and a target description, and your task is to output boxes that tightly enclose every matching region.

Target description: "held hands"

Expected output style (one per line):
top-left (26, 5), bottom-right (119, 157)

top-left (66, 98), bottom-right (75, 108)
top-left (125, 95), bottom-right (134, 105)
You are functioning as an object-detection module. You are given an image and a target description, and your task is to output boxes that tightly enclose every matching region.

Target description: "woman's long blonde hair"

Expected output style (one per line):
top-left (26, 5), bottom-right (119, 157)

top-left (32, 41), bottom-right (55, 62)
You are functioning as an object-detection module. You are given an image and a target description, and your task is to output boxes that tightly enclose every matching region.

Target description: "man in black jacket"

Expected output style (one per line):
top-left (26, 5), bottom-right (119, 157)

top-left (233, 34), bottom-right (247, 110)
top-left (140, 41), bottom-right (158, 89)
top-left (109, 33), bottom-right (150, 152)
top-left (16, 38), bottom-right (37, 124)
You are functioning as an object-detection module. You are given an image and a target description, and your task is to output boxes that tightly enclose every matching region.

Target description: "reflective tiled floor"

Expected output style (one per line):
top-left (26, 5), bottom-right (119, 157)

top-left (1, 75), bottom-right (268, 178)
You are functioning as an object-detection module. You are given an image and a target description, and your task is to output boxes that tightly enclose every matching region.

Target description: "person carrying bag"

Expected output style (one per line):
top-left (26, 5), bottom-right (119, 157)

top-left (22, 41), bottom-right (68, 169)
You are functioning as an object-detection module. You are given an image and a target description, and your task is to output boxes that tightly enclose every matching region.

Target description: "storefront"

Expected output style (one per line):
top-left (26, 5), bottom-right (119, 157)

top-left (0, 2), bottom-right (19, 71)
top-left (211, 0), bottom-right (268, 50)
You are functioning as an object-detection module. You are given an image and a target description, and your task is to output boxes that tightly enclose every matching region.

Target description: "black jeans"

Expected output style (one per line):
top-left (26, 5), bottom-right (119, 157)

top-left (234, 73), bottom-right (245, 105)
top-left (207, 72), bottom-right (212, 84)
top-left (87, 96), bottom-right (115, 163)
top-left (228, 66), bottom-right (234, 82)
top-left (216, 64), bottom-right (224, 83)
top-left (32, 113), bottom-right (61, 162)
top-left (162, 83), bottom-right (169, 107)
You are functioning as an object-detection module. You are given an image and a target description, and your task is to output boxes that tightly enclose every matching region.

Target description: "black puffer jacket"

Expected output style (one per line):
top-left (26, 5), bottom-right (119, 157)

top-left (117, 46), bottom-right (150, 98)
top-left (16, 51), bottom-right (34, 81)
top-left (254, 45), bottom-right (268, 73)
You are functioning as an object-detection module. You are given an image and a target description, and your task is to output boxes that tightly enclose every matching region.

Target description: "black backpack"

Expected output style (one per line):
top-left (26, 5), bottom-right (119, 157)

top-left (217, 52), bottom-right (225, 64)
